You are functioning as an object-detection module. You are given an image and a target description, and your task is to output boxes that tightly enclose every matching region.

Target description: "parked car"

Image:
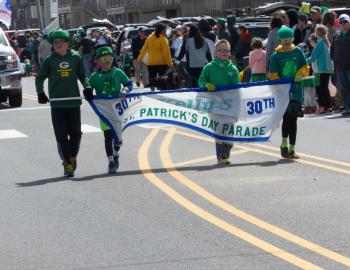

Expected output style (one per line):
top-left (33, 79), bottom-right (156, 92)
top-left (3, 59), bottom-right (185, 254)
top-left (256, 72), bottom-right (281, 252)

top-left (147, 16), bottom-right (179, 29)
top-left (170, 17), bottom-right (199, 25)
top-left (0, 28), bottom-right (23, 107)
top-left (330, 7), bottom-right (350, 17)
top-left (244, 24), bottom-right (270, 40)
top-left (119, 26), bottom-right (155, 48)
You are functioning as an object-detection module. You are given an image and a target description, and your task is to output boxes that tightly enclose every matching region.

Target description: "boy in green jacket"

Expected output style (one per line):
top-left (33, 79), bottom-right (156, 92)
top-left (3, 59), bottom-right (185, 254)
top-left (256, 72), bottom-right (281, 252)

top-left (35, 28), bottom-right (91, 177)
top-left (198, 39), bottom-right (240, 165)
top-left (84, 46), bottom-right (133, 174)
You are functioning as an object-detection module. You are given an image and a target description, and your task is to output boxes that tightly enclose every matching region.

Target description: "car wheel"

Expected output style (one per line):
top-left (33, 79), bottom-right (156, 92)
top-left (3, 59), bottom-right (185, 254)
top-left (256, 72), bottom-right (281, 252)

top-left (0, 92), bottom-right (7, 103)
top-left (9, 92), bottom-right (22, 107)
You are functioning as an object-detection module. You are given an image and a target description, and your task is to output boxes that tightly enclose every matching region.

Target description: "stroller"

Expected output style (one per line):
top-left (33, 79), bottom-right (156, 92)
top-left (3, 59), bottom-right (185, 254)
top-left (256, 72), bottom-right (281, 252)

top-left (156, 67), bottom-right (181, 90)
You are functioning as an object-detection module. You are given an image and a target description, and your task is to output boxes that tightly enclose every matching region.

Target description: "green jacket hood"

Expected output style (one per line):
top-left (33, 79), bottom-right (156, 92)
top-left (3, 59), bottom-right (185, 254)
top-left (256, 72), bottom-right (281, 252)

top-left (212, 58), bottom-right (233, 69)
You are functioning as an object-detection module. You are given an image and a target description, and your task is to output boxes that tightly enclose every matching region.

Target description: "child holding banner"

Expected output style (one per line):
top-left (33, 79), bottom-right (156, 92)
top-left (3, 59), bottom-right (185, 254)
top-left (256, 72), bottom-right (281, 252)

top-left (198, 39), bottom-right (240, 165)
top-left (84, 46), bottom-right (133, 174)
top-left (35, 28), bottom-right (91, 177)
top-left (268, 26), bottom-right (309, 159)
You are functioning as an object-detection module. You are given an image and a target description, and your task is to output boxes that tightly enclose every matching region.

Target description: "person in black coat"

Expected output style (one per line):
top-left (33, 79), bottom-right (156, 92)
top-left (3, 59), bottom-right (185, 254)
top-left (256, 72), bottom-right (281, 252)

top-left (286, 9), bottom-right (304, 46)
top-left (131, 28), bottom-right (149, 87)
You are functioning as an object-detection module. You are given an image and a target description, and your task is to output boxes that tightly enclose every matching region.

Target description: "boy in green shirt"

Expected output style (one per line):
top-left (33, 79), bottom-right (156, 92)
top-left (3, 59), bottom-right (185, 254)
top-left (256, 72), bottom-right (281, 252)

top-left (84, 46), bottom-right (133, 173)
top-left (35, 28), bottom-right (91, 177)
top-left (198, 39), bottom-right (240, 165)
top-left (268, 26), bottom-right (310, 159)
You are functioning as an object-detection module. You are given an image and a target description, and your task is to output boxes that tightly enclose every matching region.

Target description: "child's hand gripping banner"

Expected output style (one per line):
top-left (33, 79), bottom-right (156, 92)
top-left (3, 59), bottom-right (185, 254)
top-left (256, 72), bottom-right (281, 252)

top-left (88, 80), bottom-right (292, 144)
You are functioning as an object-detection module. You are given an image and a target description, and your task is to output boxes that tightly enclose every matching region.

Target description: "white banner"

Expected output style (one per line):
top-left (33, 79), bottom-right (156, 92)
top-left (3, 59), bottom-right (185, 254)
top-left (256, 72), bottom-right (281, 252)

top-left (88, 80), bottom-right (292, 144)
top-left (0, 0), bottom-right (11, 29)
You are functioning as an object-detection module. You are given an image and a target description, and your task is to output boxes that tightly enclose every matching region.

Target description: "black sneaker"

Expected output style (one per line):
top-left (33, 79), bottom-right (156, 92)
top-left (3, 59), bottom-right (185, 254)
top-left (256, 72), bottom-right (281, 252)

top-left (136, 81), bottom-right (140, 87)
top-left (108, 161), bottom-right (116, 174)
top-left (113, 155), bottom-right (119, 171)
top-left (280, 146), bottom-right (290, 159)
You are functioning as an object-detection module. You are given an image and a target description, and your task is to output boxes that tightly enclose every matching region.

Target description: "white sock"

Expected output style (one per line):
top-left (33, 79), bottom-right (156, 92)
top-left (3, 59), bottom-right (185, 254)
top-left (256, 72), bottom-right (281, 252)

top-left (107, 156), bottom-right (114, 163)
top-left (113, 148), bottom-right (120, 157)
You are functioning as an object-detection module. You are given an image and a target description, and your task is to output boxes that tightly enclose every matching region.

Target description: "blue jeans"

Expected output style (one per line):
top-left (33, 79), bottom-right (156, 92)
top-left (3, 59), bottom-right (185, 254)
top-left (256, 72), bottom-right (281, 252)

top-left (82, 54), bottom-right (91, 77)
top-left (338, 70), bottom-right (350, 110)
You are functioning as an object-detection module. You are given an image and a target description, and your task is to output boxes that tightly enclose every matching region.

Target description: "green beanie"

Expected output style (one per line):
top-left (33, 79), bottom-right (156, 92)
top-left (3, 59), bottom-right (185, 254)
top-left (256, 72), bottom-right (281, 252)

top-left (320, 6), bottom-right (329, 14)
top-left (277, 26), bottom-right (294, 40)
top-left (77, 27), bottom-right (84, 34)
top-left (48, 28), bottom-right (71, 44)
top-left (95, 46), bottom-right (115, 59)
top-left (217, 18), bottom-right (226, 25)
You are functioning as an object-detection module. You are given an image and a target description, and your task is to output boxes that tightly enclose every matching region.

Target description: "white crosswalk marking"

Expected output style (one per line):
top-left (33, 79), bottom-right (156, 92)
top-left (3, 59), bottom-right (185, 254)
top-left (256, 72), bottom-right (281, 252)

top-left (81, 124), bottom-right (101, 133)
top-left (0, 130), bottom-right (28, 139)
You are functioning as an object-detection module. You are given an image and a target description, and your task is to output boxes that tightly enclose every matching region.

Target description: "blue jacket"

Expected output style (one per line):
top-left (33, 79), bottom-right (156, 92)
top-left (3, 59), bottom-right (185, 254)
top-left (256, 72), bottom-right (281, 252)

top-left (307, 39), bottom-right (334, 73)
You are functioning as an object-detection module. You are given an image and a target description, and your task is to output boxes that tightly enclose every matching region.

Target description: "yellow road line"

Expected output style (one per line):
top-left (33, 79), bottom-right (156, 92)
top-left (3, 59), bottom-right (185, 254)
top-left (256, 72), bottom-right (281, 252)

top-left (139, 128), bottom-right (324, 270)
top-left (238, 145), bottom-right (350, 175)
top-left (161, 127), bottom-right (350, 267)
top-left (22, 93), bottom-right (37, 101)
top-left (173, 149), bottom-right (250, 167)
top-left (254, 143), bottom-right (350, 168)
top-left (172, 129), bottom-right (350, 175)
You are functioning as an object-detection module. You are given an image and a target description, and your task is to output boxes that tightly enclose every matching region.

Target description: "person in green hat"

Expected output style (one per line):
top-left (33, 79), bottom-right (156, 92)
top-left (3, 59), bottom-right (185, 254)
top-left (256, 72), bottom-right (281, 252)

top-left (85, 46), bottom-right (133, 174)
top-left (216, 18), bottom-right (231, 42)
top-left (35, 28), bottom-right (92, 177)
top-left (268, 26), bottom-right (310, 159)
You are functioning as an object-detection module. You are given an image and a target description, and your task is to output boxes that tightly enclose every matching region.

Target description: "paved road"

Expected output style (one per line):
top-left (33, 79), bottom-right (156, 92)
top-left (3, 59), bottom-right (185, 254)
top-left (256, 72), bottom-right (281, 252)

top-left (1, 77), bottom-right (350, 270)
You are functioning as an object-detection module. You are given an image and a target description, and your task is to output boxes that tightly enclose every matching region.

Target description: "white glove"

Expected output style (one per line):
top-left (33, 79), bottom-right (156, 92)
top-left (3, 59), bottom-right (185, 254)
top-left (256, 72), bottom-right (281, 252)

top-left (119, 87), bottom-right (128, 98)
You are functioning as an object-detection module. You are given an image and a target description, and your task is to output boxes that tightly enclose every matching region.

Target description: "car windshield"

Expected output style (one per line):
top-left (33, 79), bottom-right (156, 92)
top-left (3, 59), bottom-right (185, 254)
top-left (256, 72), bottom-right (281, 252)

top-left (126, 28), bottom-right (154, 39)
top-left (248, 27), bottom-right (269, 40)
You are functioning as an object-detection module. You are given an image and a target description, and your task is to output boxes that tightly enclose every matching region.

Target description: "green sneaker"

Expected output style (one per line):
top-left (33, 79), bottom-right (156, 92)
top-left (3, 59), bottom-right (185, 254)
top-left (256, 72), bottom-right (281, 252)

top-left (64, 163), bottom-right (74, 177)
top-left (70, 157), bottom-right (77, 172)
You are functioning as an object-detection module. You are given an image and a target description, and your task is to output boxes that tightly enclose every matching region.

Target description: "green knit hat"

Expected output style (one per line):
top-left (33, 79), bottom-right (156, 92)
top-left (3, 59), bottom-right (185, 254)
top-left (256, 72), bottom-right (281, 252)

top-left (217, 18), bottom-right (226, 25)
top-left (95, 46), bottom-right (115, 59)
top-left (48, 28), bottom-right (71, 44)
top-left (77, 27), bottom-right (84, 34)
top-left (277, 26), bottom-right (294, 40)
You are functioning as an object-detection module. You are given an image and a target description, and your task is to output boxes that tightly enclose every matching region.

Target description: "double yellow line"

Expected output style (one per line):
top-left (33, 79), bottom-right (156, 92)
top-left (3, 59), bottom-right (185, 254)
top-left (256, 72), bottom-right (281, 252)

top-left (138, 127), bottom-right (350, 269)
top-left (172, 128), bottom-right (350, 175)
top-left (22, 93), bottom-right (37, 101)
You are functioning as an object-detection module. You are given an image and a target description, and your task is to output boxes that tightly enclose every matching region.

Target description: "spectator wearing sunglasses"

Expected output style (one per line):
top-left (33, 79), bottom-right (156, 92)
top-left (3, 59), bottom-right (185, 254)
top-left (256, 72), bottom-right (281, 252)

top-left (331, 14), bottom-right (350, 116)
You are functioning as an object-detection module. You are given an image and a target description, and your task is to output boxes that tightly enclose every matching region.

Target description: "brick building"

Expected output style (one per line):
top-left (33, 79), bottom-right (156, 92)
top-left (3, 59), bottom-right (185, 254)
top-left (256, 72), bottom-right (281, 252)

top-left (11, 0), bottom-right (349, 29)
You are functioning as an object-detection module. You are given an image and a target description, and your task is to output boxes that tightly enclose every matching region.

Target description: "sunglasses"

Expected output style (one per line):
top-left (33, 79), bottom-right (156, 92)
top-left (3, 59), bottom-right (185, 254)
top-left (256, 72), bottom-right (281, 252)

top-left (339, 21), bottom-right (349, 25)
top-left (216, 48), bottom-right (230, 53)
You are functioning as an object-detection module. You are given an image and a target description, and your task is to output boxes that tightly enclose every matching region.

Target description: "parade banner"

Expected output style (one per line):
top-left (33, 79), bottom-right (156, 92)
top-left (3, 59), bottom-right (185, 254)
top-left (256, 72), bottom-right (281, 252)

top-left (88, 80), bottom-right (292, 144)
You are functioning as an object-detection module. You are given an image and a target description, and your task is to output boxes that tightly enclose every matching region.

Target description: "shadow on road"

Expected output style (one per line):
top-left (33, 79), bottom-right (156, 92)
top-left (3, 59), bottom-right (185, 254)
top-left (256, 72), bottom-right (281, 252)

top-left (16, 159), bottom-right (292, 187)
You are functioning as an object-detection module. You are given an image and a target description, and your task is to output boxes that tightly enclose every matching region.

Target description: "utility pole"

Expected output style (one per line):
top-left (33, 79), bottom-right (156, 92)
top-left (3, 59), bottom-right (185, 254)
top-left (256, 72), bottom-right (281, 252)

top-left (36, 0), bottom-right (43, 30)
